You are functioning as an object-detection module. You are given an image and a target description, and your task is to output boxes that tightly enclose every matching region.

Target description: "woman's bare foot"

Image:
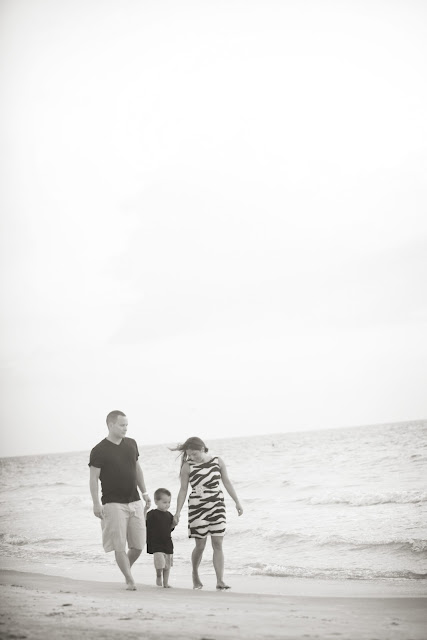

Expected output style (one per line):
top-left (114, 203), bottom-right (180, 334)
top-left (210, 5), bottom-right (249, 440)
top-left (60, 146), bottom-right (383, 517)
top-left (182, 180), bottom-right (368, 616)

top-left (163, 584), bottom-right (172, 588)
top-left (156, 576), bottom-right (163, 587)
top-left (126, 580), bottom-right (137, 591)
top-left (216, 581), bottom-right (231, 590)
top-left (192, 572), bottom-right (203, 589)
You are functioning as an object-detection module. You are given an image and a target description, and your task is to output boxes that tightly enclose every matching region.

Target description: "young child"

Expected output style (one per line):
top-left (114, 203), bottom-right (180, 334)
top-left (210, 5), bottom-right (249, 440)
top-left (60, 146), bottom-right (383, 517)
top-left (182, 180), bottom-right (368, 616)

top-left (146, 488), bottom-right (174, 588)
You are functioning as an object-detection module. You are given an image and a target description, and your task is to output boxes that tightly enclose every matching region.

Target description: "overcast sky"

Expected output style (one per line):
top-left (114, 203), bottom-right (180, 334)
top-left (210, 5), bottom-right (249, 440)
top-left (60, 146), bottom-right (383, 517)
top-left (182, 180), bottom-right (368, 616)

top-left (1, 0), bottom-right (426, 458)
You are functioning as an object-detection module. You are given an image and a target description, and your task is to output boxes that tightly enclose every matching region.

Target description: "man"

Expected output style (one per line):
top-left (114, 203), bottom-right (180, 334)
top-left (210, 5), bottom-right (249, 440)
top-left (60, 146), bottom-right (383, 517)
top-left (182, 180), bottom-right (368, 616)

top-left (89, 410), bottom-right (151, 590)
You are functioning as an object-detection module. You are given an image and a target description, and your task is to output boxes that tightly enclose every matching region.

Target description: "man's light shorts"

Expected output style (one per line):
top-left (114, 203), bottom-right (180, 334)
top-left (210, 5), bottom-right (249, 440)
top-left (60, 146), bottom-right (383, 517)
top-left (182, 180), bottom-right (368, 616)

top-left (101, 501), bottom-right (146, 553)
top-left (153, 552), bottom-right (173, 570)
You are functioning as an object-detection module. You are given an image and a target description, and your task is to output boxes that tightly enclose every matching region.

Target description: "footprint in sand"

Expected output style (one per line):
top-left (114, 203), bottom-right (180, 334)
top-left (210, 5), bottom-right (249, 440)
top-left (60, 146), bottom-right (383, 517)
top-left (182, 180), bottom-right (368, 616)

top-left (46, 611), bottom-right (64, 617)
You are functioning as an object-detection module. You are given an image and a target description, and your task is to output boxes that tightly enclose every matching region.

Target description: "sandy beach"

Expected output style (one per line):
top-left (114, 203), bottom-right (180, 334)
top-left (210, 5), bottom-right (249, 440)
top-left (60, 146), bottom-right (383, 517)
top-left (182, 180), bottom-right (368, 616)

top-left (1, 567), bottom-right (426, 640)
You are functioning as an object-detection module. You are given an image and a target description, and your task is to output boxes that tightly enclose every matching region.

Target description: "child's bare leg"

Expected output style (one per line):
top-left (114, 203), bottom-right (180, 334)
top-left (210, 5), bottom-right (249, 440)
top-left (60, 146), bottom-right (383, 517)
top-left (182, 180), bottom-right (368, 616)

top-left (163, 567), bottom-right (171, 587)
top-left (211, 536), bottom-right (230, 589)
top-left (156, 568), bottom-right (163, 587)
top-left (154, 553), bottom-right (164, 586)
top-left (192, 538), bottom-right (206, 588)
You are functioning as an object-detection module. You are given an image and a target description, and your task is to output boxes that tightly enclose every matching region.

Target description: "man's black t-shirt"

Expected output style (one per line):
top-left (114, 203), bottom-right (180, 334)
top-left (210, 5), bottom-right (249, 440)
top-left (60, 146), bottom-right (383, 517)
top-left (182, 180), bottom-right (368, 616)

top-left (146, 509), bottom-right (174, 555)
top-left (89, 437), bottom-right (140, 505)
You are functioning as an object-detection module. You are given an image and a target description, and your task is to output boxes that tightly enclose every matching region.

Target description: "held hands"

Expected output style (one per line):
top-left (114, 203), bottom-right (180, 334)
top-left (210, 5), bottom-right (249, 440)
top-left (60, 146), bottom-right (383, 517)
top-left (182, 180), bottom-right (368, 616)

top-left (173, 513), bottom-right (180, 526)
top-left (142, 493), bottom-right (152, 509)
top-left (235, 502), bottom-right (243, 516)
top-left (93, 503), bottom-right (104, 519)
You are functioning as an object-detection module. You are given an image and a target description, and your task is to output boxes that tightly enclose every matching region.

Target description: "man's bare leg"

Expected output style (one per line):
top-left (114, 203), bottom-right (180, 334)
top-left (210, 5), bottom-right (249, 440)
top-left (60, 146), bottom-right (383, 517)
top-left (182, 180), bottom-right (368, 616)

top-left (114, 551), bottom-right (136, 590)
top-left (127, 547), bottom-right (141, 567)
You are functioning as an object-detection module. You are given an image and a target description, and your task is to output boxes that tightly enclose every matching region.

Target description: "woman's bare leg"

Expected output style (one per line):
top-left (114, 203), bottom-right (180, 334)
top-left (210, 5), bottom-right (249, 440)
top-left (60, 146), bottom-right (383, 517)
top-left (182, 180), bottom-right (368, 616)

top-left (191, 538), bottom-right (206, 588)
top-left (211, 536), bottom-right (230, 589)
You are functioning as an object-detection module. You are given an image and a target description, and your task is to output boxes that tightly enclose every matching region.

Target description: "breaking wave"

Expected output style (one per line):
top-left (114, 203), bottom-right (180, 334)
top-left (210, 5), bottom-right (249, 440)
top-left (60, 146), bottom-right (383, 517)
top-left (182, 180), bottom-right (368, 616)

top-left (303, 490), bottom-right (427, 506)
top-left (237, 529), bottom-right (427, 554)
top-left (0, 533), bottom-right (64, 546)
top-left (0, 482), bottom-right (69, 493)
top-left (247, 563), bottom-right (427, 580)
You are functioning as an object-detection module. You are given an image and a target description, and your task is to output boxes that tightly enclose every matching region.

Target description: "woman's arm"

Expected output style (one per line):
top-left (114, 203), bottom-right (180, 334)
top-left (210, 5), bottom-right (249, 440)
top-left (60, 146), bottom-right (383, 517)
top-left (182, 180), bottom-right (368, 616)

top-left (173, 462), bottom-right (190, 525)
top-left (218, 457), bottom-right (243, 516)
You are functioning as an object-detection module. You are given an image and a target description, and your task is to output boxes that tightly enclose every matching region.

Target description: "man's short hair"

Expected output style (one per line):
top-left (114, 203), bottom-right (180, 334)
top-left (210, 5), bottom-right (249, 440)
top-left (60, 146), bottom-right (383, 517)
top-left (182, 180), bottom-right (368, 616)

top-left (154, 488), bottom-right (171, 500)
top-left (106, 410), bottom-right (126, 426)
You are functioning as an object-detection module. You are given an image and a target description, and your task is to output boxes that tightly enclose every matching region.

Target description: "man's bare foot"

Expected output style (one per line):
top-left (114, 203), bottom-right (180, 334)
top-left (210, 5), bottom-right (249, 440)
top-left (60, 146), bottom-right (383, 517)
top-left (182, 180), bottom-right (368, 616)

top-left (126, 580), bottom-right (137, 591)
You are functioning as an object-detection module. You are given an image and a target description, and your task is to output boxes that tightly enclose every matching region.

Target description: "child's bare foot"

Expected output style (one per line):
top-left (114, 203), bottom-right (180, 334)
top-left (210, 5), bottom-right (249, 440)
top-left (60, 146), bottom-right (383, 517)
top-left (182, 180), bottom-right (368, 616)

top-left (156, 576), bottom-right (163, 587)
top-left (126, 580), bottom-right (137, 591)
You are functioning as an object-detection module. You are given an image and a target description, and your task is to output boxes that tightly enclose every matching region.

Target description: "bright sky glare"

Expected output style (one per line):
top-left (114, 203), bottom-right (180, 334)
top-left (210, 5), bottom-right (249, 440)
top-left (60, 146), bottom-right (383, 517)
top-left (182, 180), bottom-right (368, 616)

top-left (1, 0), bottom-right (427, 457)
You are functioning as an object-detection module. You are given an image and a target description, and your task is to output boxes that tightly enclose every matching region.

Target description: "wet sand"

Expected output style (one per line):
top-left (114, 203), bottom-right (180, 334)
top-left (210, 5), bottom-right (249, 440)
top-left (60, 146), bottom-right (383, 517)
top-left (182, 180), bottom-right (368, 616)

top-left (1, 568), bottom-right (426, 640)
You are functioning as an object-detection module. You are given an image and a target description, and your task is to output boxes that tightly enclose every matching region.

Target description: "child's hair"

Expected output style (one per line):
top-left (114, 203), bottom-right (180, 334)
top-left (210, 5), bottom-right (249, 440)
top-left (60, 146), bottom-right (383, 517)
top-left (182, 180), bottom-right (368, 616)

top-left (170, 437), bottom-right (208, 469)
top-left (154, 488), bottom-right (171, 500)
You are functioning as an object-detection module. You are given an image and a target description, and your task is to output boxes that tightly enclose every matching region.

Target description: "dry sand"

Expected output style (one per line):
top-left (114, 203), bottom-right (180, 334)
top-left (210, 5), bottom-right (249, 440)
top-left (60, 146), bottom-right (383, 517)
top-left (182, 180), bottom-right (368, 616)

top-left (1, 569), bottom-right (426, 640)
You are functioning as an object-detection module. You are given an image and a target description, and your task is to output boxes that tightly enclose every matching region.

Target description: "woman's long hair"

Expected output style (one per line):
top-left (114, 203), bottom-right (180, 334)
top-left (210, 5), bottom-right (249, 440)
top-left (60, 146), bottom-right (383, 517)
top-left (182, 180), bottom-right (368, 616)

top-left (170, 437), bottom-right (208, 470)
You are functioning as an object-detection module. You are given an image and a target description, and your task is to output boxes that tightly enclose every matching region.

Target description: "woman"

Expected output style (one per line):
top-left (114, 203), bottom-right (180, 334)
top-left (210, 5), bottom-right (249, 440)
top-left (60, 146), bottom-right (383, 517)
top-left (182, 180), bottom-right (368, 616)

top-left (172, 436), bottom-right (243, 590)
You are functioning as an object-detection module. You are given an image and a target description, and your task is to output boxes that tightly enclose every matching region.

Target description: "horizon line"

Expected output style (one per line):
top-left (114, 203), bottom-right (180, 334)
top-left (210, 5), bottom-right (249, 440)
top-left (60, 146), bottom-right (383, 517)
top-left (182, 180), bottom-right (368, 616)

top-left (1, 418), bottom-right (425, 461)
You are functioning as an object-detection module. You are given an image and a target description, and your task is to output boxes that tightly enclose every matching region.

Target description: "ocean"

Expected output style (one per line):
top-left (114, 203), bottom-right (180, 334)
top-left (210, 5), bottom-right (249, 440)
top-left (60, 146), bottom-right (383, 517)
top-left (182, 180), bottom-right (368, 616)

top-left (1, 421), bottom-right (426, 583)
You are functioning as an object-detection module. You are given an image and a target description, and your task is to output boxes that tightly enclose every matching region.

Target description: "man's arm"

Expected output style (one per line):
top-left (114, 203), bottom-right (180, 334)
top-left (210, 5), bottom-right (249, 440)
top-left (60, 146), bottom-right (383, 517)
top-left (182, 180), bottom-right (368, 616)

top-left (89, 466), bottom-right (104, 519)
top-left (136, 461), bottom-right (151, 509)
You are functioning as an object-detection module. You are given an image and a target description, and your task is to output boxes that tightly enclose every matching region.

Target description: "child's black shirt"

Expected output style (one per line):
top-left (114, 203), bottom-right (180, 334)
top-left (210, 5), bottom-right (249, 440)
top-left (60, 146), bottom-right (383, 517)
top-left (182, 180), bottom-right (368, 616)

top-left (146, 509), bottom-right (174, 554)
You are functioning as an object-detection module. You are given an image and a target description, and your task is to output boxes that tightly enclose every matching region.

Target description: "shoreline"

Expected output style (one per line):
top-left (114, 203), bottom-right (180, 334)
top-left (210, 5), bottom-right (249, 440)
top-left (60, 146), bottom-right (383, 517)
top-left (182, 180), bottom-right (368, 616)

top-left (1, 568), bottom-right (427, 640)
top-left (1, 555), bottom-right (427, 598)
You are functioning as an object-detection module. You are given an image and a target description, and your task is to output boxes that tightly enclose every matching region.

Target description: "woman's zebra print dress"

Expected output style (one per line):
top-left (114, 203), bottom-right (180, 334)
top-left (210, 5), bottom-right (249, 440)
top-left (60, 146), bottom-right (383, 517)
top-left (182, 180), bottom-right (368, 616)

top-left (187, 456), bottom-right (226, 538)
